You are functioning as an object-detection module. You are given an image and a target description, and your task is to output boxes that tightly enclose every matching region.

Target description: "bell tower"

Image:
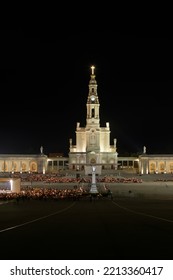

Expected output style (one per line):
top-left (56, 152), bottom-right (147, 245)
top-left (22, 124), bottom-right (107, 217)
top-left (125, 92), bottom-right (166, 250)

top-left (86, 66), bottom-right (100, 129)
top-left (68, 65), bottom-right (118, 172)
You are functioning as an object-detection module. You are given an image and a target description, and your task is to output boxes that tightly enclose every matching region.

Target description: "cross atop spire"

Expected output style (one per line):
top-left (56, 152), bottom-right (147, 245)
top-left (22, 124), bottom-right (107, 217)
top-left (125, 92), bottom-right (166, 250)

top-left (91, 65), bottom-right (95, 75)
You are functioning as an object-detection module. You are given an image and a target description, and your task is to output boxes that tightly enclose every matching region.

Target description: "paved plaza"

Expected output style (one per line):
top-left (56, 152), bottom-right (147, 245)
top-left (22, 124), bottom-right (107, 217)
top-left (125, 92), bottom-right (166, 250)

top-left (1, 172), bottom-right (173, 260)
top-left (1, 180), bottom-right (173, 260)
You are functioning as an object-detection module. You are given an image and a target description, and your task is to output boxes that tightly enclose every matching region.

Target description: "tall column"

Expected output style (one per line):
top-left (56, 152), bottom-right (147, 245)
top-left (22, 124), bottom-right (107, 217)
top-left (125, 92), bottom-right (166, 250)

top-left (89, 165), bottom-right (99, 194)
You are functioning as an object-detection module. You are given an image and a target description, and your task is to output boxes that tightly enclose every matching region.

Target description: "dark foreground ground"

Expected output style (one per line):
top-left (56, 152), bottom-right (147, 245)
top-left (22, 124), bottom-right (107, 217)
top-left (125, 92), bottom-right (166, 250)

top-left (1, 194), bottom-right (173, 260)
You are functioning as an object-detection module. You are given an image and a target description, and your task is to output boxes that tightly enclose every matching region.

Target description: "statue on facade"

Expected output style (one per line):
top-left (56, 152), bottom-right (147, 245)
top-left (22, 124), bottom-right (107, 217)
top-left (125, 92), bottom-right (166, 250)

top-left (114, 138), bottom-right (117, 148)
top-left (143, 146), bottom-right (146, 154)
top-left (40, 146), bottom-right (43, 154)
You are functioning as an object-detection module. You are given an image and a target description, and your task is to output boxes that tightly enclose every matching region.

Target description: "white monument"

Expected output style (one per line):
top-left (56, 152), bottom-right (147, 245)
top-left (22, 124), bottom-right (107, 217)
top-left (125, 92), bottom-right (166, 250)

top-left (89, 165), bottom-right (99, 194)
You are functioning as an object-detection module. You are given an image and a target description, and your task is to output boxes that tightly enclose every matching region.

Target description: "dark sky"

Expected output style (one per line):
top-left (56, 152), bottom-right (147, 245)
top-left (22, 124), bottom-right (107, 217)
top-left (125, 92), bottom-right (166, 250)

top-left (0, 27), bottom-right (173, 156)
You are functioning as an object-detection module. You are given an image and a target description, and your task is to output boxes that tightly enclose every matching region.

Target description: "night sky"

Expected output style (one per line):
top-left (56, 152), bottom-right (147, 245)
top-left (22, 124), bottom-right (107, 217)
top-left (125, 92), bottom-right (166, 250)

top-left (1, 28), bottom-right (173, 156)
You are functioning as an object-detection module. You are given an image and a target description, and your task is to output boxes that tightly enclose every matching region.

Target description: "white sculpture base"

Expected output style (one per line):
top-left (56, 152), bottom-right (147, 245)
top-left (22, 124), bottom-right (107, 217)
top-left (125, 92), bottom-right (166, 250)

top-left (89, 183), bottom-right (99, 194)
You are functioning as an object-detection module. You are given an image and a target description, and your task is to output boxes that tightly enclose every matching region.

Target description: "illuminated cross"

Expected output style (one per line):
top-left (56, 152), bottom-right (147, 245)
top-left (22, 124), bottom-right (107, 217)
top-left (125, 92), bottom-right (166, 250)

top-left (91, 65), bottom-right (95, 75)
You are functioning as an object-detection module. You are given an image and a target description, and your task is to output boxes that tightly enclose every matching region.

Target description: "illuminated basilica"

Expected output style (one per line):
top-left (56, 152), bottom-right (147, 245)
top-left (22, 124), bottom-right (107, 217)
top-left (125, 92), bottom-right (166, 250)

top-left (68, 66), bottom-right (118, 172)
top-left (1, 66), bottom-right (173, 175)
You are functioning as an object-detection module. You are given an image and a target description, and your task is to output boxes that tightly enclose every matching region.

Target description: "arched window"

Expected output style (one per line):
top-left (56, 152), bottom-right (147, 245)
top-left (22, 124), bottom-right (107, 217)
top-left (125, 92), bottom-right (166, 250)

top-left (30, 162), bottom-right (37, 172)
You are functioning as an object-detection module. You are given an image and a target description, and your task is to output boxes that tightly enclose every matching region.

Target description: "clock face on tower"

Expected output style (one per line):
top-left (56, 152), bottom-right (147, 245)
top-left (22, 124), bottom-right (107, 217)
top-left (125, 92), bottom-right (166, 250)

top-left (91, 95), bottom-right (95, 101)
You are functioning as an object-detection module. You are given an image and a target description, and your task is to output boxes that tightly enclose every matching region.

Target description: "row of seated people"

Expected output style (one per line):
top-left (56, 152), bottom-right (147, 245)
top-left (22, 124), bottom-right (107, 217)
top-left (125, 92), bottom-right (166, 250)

top-left (10, 173), bottom-right (142, 183)
top-left (0, 186), bottom-right (90, 201)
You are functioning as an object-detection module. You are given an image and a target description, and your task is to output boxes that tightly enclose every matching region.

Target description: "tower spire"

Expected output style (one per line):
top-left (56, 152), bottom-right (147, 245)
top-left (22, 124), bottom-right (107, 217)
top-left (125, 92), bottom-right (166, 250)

top-left (86, 65), bottom-right (100, 128)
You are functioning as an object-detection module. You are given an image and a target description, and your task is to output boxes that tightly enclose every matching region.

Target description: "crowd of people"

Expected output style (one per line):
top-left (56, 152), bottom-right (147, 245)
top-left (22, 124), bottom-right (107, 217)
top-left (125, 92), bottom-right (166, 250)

top-left (10, 172), bottom-right (142, 184)
top-left (0, 172), bottom-right (143, 202)
top-left (0, 185), bottom-right (90, 202)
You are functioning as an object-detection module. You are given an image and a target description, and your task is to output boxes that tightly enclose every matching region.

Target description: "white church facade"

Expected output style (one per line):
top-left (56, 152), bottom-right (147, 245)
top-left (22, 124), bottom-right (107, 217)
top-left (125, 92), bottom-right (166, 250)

top-left (68, 66), bottom-right (118, 172)
top-left (1, 66), bottom-right (173, 175)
